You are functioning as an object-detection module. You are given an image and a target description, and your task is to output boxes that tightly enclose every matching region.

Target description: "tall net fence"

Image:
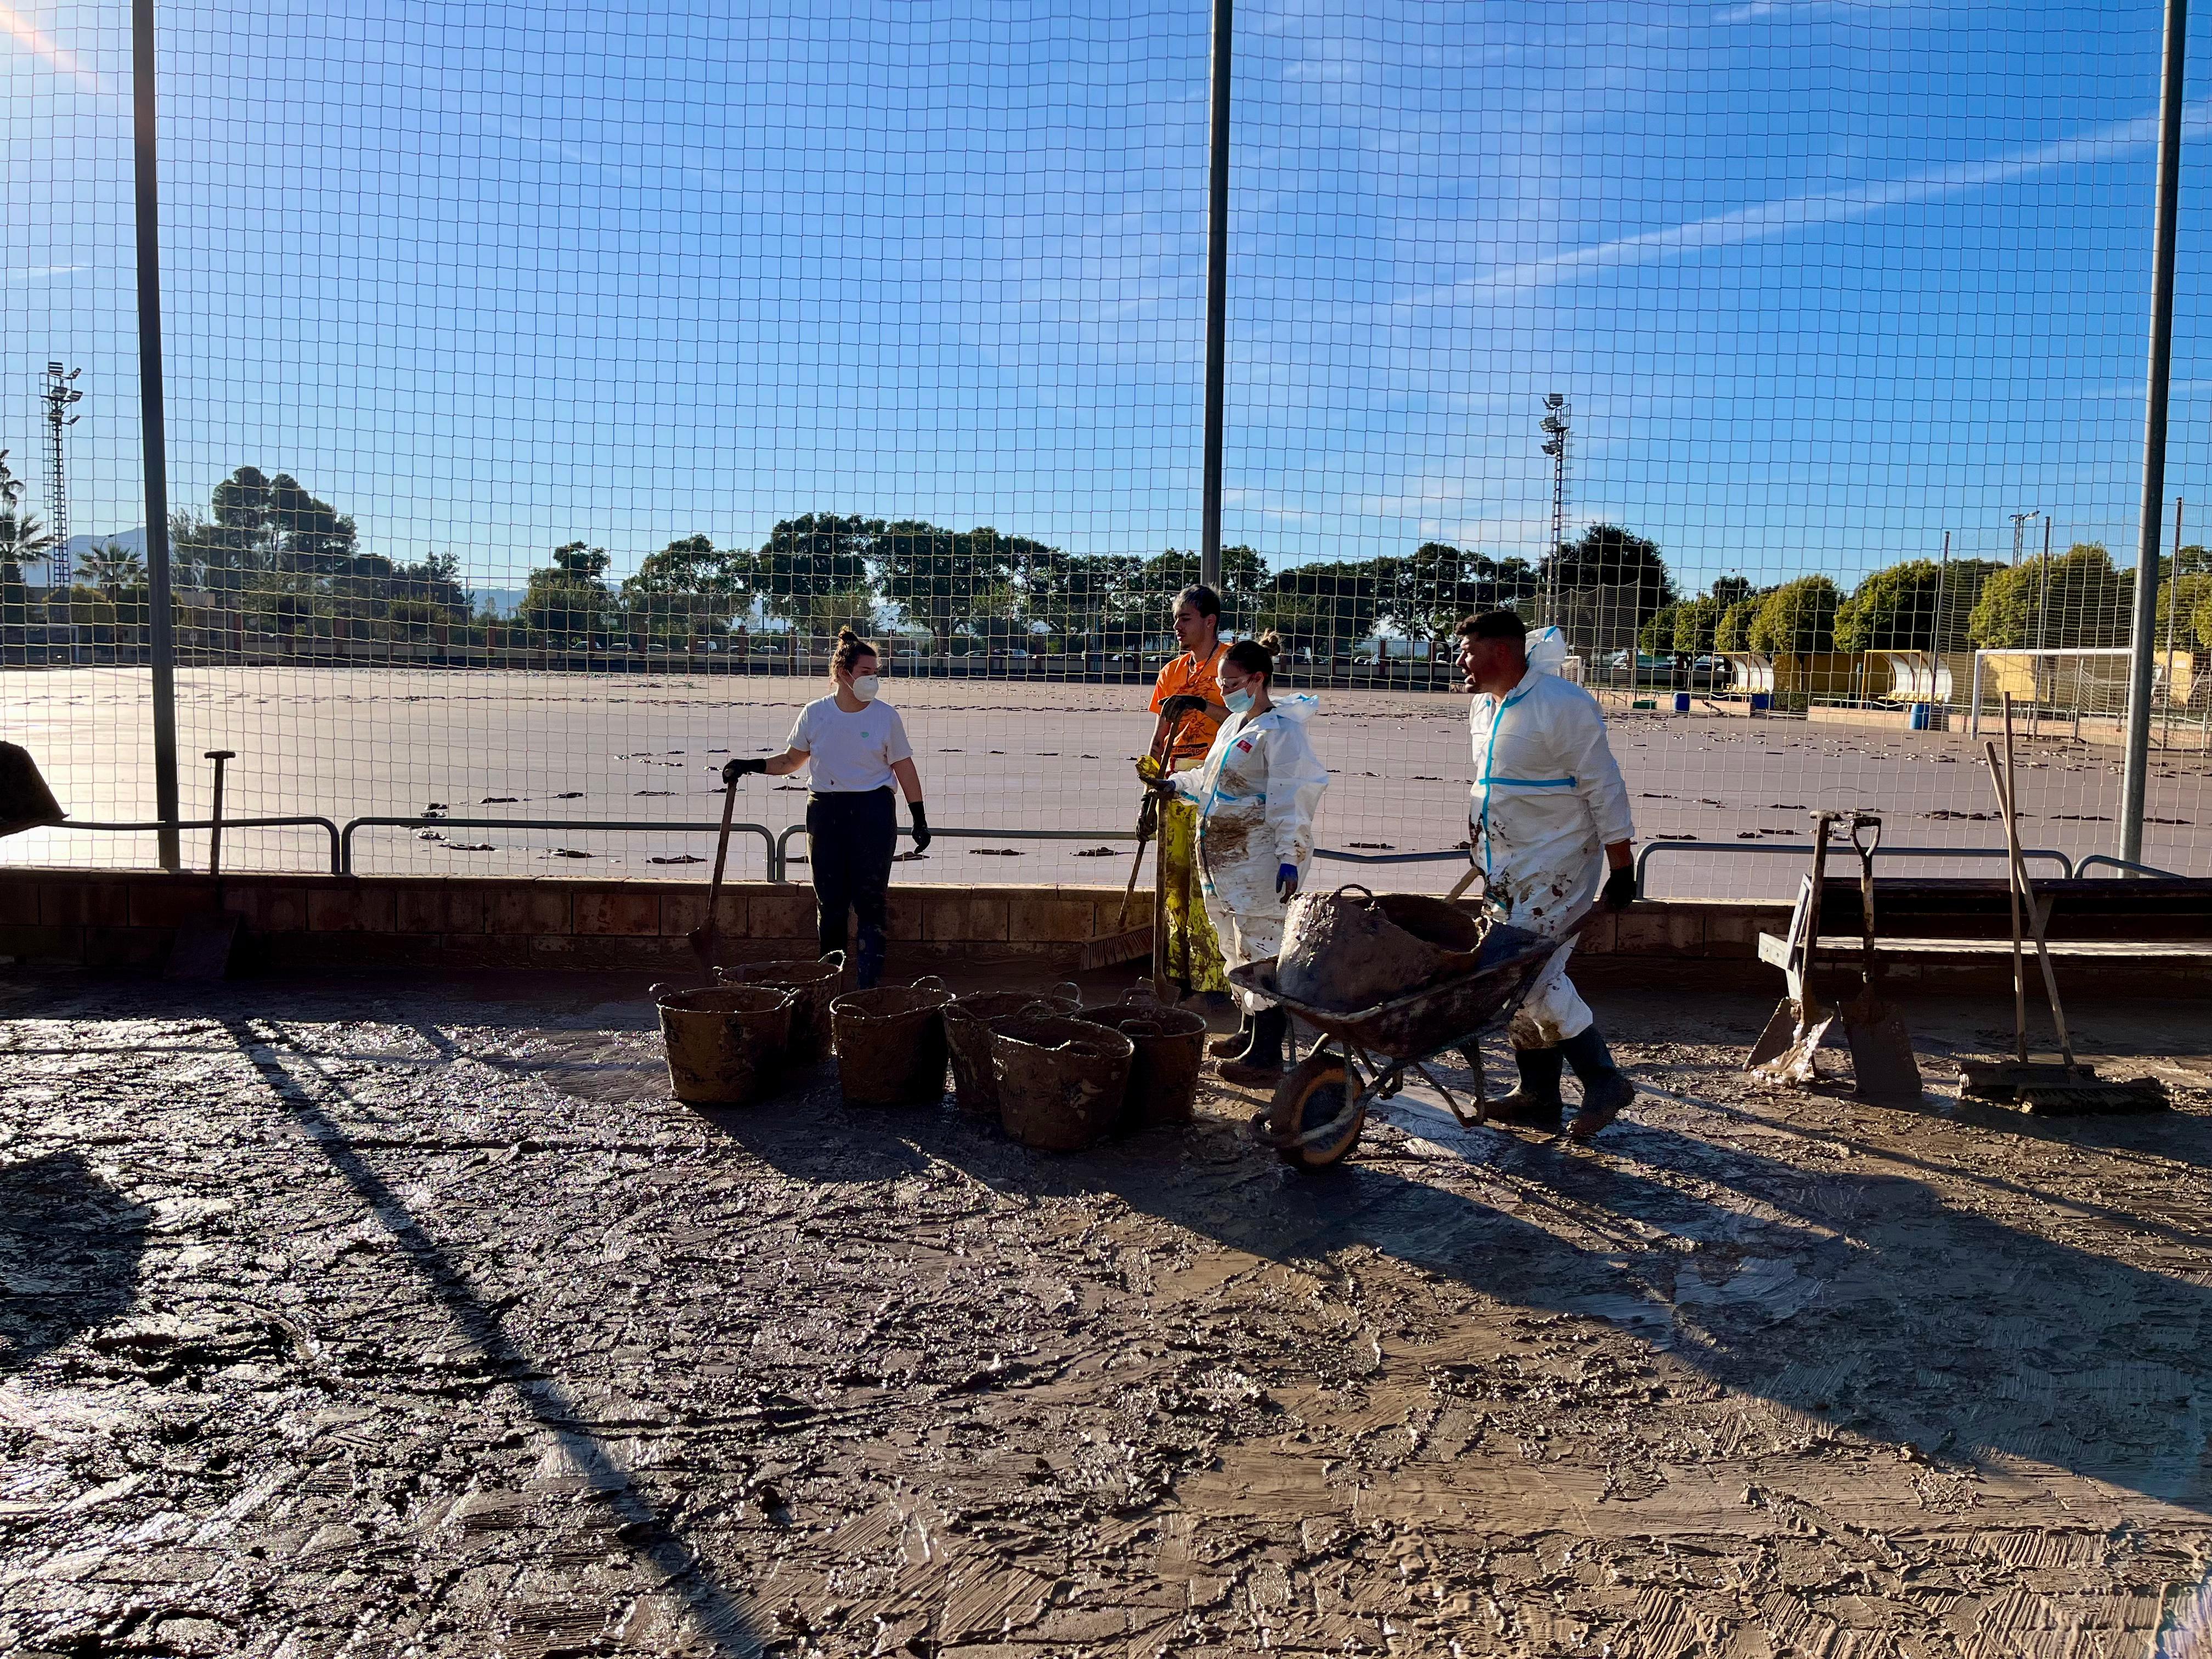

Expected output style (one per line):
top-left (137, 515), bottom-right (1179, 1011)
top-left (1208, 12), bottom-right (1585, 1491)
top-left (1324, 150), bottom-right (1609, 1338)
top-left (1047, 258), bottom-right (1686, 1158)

top-left (4, 0), bottom-right (2211, 896)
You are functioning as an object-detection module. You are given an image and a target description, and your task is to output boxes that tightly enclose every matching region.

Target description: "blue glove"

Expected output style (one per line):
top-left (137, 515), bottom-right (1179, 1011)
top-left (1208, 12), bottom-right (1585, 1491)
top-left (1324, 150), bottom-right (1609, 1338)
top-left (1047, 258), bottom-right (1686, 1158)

top-left (1277, 863), bottom-right (1299, 901)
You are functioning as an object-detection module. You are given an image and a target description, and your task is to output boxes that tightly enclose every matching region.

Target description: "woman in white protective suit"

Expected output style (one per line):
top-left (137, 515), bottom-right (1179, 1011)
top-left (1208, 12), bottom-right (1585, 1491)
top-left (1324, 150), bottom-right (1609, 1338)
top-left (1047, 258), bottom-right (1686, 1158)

top-left (1161, 632), bottom-right (1331, 1088)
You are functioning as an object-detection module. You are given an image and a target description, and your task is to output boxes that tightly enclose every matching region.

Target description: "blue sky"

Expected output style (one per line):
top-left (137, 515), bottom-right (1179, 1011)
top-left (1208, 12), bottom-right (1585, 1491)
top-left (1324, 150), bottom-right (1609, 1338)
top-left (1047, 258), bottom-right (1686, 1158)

top-left (4, 0), bottom-right (2209, 596)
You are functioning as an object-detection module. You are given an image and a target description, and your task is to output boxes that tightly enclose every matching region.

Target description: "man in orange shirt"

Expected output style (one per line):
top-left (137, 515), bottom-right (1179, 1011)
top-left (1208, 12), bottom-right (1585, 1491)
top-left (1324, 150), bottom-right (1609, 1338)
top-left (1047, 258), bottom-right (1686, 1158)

top-left (1142, 585), bottom-right (1233, 1008)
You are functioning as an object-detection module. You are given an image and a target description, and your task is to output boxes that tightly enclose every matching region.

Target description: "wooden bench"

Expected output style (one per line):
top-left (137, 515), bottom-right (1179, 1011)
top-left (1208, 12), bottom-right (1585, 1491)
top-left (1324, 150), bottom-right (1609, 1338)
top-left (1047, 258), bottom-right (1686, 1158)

top-left (1756, 877), bottom-right (2212, 985)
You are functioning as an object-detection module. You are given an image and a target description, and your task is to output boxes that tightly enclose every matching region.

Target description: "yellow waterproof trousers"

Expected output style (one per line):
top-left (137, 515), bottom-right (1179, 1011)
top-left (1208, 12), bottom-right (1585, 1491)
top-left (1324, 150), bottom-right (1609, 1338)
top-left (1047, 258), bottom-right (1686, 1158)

top-left (1158, 795), bottom-right (1228, 995)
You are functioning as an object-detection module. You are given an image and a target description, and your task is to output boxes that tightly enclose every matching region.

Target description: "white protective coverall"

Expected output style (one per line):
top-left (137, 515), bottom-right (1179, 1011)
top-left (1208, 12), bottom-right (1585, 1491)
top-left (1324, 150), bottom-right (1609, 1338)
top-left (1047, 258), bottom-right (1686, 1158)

top-left (1469, 664), bottom-right (1635, 1049)
top-left (1171, 694), bottom-right (1331, 1013)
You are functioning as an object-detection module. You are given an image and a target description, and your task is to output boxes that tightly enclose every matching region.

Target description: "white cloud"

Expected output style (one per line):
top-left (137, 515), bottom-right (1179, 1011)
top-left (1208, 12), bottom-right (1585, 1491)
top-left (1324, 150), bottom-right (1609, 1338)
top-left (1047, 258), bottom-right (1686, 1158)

top-left (1404, 100), bottom-right (2212, 311)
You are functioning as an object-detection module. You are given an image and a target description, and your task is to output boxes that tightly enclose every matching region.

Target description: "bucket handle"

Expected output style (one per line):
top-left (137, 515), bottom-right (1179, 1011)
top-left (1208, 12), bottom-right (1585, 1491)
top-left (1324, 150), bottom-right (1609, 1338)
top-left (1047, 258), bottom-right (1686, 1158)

top-left (1329, 883), bottom-right (1376, 903)
top-left (1049, 981), bottom-right (1080, 1006)
top-left (913, 974), bottom-right (950, 994)
top-left (819, 950), bottom-right (847, 968)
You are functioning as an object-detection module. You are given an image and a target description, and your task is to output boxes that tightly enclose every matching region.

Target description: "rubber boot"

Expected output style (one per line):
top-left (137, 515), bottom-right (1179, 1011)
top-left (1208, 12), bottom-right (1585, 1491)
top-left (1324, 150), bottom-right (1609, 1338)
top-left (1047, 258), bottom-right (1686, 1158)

top-left (1209, 1009), bottom-right (1255, 1060)
top-left (1218, 1007), bottom-right (1289, 1088)
top-left (1560, 1025), bottom-right (1634, 1141)
top-left (1487, 1045), bottom-right (1565, 1128)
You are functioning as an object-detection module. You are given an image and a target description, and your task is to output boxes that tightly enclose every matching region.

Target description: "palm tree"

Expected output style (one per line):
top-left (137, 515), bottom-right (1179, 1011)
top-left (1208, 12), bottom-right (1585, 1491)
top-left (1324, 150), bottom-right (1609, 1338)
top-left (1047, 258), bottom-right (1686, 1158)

top-left (0, 509), bottom-right (53, 580)
top-left (80, 541), bottom-right (145, 596)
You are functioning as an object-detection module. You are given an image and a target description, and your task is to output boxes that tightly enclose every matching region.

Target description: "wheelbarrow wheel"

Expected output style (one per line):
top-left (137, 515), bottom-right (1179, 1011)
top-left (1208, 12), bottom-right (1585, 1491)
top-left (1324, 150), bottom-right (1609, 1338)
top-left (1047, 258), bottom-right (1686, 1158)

top-left (1268, 1053), bottom-right (1367, 1170)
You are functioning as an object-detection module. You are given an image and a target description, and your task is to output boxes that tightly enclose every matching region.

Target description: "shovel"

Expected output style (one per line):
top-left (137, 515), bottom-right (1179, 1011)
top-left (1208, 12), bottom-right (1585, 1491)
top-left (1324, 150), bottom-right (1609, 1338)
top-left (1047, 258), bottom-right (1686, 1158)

top-left (686, 777), bottom-right (741, 970)
top-left (1748, 810), bottom-right (1838, 1082)
top-left (1836, 813), bottom-right (1921, 1104)
top-left (167, 750), bottom-right (245, 981)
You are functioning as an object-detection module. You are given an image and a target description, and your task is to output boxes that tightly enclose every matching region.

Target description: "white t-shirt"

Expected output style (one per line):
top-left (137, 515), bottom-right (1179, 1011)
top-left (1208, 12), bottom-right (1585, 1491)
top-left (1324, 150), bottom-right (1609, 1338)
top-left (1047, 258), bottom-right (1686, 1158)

top-left (785, 696), bottom-right (913, 793)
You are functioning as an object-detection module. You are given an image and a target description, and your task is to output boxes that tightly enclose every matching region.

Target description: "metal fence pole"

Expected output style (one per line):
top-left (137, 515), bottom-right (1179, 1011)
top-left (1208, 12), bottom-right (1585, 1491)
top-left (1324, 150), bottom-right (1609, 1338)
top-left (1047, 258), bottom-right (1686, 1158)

top-left (133, 0), bottom-right (182, 872)
top-left (2122, 0), bottom-right (2189, 869)
top-left (1199, 0), bottom-right (1232, 595)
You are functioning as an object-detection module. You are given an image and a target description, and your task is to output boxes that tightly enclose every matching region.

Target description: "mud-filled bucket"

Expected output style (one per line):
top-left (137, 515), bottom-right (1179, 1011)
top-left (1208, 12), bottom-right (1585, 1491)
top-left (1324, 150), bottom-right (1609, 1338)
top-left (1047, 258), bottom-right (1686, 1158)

top-left (718, 951), bottom-right (845, 1064)
top-left (992, 1016), bottom-right (1135, 1152)
top-left (831, 977), bottom-right (954, 1107)
top-left (651, 981), bottom-right (797, 1107)
top-left (944, 984), bottom-right (1082, 1117)
top-left (1075, 1001), bottom-right (1207, 1131)
top-left (1278, 884), bottom-right (1485, 1011)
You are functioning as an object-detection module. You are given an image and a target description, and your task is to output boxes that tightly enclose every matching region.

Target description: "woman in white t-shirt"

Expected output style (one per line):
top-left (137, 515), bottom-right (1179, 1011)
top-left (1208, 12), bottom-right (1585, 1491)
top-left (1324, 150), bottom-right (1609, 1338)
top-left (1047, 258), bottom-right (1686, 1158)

top-left (723, 628), bottom-right (930, 988)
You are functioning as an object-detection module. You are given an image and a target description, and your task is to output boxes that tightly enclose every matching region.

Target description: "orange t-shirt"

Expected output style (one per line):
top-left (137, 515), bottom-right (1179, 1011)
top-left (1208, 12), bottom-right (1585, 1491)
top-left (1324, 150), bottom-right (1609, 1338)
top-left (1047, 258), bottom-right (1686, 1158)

top-left (1150, 644), bottom-right (1228, 768)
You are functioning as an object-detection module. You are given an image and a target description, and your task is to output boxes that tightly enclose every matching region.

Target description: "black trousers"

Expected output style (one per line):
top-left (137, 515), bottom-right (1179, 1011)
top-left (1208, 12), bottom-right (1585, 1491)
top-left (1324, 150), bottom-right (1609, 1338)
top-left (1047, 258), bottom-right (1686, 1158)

top-left (806, 787), bottom-right (896, 988)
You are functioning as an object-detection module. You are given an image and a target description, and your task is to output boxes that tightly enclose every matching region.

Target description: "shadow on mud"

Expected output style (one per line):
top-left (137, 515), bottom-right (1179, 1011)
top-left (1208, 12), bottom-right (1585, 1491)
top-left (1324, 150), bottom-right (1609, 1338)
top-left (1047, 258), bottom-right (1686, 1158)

top-left (707, 1084), bottom-right (2212, 1516)
top-left (0, 1150), bottom-right (151, 1378)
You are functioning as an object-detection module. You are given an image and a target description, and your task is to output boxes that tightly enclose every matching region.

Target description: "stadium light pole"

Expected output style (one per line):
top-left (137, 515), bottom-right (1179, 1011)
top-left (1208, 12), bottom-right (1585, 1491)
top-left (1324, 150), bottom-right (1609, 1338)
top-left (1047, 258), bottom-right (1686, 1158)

top-left (1199, 0), bottom-right (1232, 595)
top-left (2123, 0), bottom-right (2188, 871)
top-left (134, 0), bottom-right (182, 871)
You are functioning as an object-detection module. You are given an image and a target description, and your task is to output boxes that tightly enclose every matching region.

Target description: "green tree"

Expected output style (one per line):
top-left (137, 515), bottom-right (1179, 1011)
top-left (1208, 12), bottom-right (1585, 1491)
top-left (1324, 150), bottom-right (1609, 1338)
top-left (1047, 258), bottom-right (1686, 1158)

top-left (1378, 543), bottom-right (1497, 645)
top-left (47, 584), bottom-right (117, 637)
top-left (267, 473), bottom-right (358, 572)
top-left (752, 515), bottom-right (878, 640)
top-left (1748, 576), bottom-right (1841, 653)
top-left (1262, 560), bottom-right (1382, 656)
top-left (80, 541), bottom-right (145, 597)
top-left (620, 534), bottom-right (752, 648)
top-left (871, 521), bottom-right (1028, 651)
top-left (1019, 551), bottom-right (1141, 650)
top-left (1833, 557), bottom-right (2004, 653)
top-left (1107, 545), bottom-right (1268, 642)
top-left (522, 542), bottom-right (614, 644)
top-left (1714, 595), bottom-right (1764, 653)
top-left (1672, 595), bottom-right (1722, 654)
top-left (1637, 601), bottom-right (1683, 655)
top-left (1967, 544), bottom-right (2132, 650)
top-left (1542, 523), bottom-right (1675, 630)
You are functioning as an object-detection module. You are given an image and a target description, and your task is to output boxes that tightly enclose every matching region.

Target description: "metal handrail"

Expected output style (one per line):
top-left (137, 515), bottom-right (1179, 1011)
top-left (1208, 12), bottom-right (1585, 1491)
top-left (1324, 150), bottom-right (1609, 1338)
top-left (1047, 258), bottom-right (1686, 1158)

top-left (1313, 847), bottom-right (1466, 866)
top-left (772, 821), bottom-right (1140, 878)
top-left (2075, 854), bottom-right (2187, 879)
top-left (1635, 838), bottom-right (2076, 896)
top-left (54, 816), bottom-right (346, 875)
top-left (340, 816), bottom-right (778, 878)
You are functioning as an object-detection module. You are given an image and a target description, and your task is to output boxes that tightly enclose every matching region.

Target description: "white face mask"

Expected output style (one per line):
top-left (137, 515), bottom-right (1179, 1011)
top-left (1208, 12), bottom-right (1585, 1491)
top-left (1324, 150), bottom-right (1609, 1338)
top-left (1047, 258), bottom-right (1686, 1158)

top-left (850, 674), bottom-right (881, 703)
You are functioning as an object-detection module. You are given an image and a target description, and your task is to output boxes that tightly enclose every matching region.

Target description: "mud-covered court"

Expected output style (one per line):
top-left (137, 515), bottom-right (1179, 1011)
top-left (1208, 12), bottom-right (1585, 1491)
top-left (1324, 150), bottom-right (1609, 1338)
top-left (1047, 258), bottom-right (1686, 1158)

top-left (5, 967), bottom-right (2212, 1656)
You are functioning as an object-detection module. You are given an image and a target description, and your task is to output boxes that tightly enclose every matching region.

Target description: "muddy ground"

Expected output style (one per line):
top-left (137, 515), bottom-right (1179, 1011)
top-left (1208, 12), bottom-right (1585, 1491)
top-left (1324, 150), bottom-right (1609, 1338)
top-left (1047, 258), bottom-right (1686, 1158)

top-left (8, 667), bottom-right (2210, 891)
top-left (5, 965), bottom-right (2212, 1656)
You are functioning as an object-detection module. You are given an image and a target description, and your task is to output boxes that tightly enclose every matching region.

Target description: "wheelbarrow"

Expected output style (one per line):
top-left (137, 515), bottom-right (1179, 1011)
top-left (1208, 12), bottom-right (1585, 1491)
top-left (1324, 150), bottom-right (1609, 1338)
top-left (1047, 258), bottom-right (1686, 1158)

top-left (1228, 915), bottom-right (1570, 1170)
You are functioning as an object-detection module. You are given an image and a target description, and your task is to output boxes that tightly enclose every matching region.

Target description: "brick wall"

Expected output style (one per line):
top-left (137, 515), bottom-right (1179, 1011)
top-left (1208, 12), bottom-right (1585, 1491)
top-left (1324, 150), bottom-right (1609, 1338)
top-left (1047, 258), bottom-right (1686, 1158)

top-left (2, 868), bottom-right (2195, 996)
top-left (0, 870), bottom-right (1153, 974)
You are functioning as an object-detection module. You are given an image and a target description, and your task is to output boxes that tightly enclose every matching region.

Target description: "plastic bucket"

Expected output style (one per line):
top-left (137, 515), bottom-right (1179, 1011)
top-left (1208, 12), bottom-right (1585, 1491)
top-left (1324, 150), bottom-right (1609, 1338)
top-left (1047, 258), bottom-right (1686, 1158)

top-left (719, 951), bottom-right (845, 1064)
top-left (1749, 692), bottom-right (1773, 713)
top-left (992, 1015), bottom-right (1135, 1152)
top-left (944, 984), bottom-right (1081, 1116)
top-left (1075, 1002), bottom-right (1207, 1130)
top-left (652, 981), bottom-right (797, 1107)
top-left (1909, 702), bottom-right (1932, 731)
top-left (831, 978), bottom-right (954, 1107)
top-left (1672, 691), bottom-right (1691, 713)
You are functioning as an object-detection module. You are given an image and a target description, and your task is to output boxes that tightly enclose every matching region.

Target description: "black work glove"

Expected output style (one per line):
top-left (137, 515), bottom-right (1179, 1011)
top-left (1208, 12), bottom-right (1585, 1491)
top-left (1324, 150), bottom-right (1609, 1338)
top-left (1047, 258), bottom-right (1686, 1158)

top-left (1158, 693), bottom-right (1208, 723)
top-left (909, 800), bottom-right (932, 854)
top-left (720, 757), bottom-right (768, 785)
top-left (1602, 865), bottom-right (1638, 911)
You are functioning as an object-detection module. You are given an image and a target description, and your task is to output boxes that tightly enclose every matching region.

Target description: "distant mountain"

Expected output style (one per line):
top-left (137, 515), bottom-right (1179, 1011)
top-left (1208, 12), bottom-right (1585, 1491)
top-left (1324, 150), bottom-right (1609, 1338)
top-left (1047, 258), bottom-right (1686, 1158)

top-left (62, 528), bottom-right (146, 559)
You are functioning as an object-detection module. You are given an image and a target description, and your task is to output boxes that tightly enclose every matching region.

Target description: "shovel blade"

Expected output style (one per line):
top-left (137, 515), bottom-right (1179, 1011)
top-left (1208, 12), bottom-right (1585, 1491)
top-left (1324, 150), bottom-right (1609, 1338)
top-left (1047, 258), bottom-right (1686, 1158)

top-left (166, 912), bottom-right (242, 981)
top-left (687, 923), bottom-right (718, 969)
top-left (1841, 996), bottom-right (1921, 1104)
top-left (1749, 998), bottom-right (1831, 1083)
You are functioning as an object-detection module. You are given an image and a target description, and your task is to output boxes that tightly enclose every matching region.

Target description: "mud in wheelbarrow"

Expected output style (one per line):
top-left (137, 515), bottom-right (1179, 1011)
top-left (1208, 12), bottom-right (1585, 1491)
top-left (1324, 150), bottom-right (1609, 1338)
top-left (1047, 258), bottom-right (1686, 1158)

top-left (1228, 918), bottom-right (1566, 1170)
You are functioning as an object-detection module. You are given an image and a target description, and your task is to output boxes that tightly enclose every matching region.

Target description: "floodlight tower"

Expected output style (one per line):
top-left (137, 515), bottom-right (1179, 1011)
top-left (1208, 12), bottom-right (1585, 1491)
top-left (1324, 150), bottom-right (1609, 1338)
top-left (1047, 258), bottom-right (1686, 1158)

top-left (1539, 394), bottom-right (1569, 623)
top-left (42, 364), bottom-right (82, 591)
top-left (2009, 509), bottom-right (2039, 569)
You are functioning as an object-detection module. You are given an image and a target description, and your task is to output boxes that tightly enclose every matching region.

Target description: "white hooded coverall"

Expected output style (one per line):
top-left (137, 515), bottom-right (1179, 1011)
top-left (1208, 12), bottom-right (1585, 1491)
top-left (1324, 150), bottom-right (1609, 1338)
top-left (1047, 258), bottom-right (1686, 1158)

top-left (1171, 694), bottom-right (1331, 1013)
top-left (1469, 665), bottom-right (1634, 1049)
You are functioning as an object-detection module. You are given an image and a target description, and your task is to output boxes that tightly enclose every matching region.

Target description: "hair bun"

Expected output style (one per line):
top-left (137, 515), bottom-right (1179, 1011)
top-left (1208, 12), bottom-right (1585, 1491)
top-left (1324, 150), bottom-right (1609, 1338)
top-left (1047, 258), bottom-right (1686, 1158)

top-left (836, 626), bottom-right (860, 645)
top-left (1256, 630), bottom-right (1282, 653)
